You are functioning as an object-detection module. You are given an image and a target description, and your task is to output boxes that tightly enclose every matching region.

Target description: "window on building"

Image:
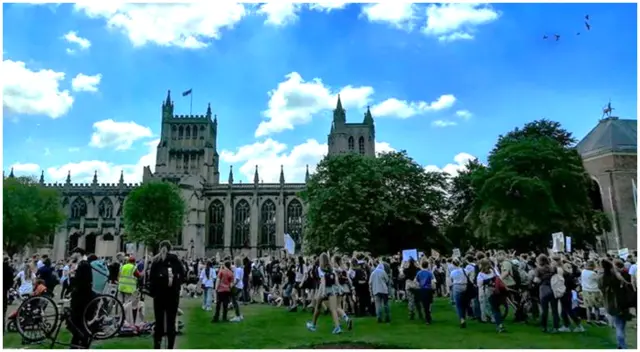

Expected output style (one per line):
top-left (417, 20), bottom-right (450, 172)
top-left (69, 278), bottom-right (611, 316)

top-left (259, 200), bottom-right (276, 248)
top-left (233, 200), bottom-right (251, 248)
top-left (348, 136), bottom-right (354, 151)
top-left (208, 200), bottom-right (225, 248)
top-left (358, 136), bottom-right (365, 155)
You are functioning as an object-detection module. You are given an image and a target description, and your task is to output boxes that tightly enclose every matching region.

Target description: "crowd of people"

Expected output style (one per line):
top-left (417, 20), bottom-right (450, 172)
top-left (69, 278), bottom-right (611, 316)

top-left (3, 245), bottom-right (638, 349)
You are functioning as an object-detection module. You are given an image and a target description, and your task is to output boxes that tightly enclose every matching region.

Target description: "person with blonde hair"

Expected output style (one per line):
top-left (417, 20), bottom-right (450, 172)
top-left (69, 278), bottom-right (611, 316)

top-left (306, 253), bottom-right (352, 334)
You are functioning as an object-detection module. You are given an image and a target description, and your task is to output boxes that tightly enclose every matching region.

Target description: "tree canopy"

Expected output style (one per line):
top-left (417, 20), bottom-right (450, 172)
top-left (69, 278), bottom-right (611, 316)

top-left (449, 119), bottom-right (606, 252)
top-left (301, 151), bottom-right (449, 255)
top-left (3, 176), bottom-right (66, 258)
top-left (123, 181), bottom-right (186, 251)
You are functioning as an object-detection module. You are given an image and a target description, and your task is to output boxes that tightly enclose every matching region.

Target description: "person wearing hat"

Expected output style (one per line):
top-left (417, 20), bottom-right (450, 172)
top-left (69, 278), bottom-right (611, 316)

top-left (148, 240), bottom-right (184, 349)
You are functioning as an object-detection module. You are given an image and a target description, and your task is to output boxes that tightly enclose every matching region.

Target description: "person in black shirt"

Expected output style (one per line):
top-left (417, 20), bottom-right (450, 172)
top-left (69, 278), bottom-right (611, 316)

top-left (107, 253), bottom-right (123, 283)
top-left (149, 241), bottom-right (184, 349)
top-left (284, 264), bottom-right (296, 308)
top-left (67, 247), bottom-right (95, 349)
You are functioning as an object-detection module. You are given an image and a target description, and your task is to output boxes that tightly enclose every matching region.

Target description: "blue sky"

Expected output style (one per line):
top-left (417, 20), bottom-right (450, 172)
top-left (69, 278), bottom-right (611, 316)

top-left (3, 3), bottom-right (637, 184)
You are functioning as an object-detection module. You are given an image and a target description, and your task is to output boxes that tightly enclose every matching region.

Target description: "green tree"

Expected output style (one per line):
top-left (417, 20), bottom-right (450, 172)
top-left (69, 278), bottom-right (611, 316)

top-left (301, 151), bottom-right (449, 255)
top-left (3, 176), bottom-right (65, 258)
top-left (300, 153), bottom-right (384, 255)
top-left (493, 119), bottom-right (577, 152)
top-left (468, 129), bottom-right (596, 251)
top-left (123, 181), bottom-right (186, 252)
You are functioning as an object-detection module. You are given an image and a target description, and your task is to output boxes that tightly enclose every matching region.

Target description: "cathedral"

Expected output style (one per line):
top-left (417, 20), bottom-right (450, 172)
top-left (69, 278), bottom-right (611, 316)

top-left (25, 91), bottom-right (376, 260)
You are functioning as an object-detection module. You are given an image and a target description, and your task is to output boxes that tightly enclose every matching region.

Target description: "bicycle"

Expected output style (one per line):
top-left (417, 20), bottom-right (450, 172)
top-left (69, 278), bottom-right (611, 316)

top-left (14, 293), bottom-right (125, 349)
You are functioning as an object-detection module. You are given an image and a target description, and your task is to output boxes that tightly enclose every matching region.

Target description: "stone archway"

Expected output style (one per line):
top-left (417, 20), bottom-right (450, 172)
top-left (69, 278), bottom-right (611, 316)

top-left (589, 177), bottom-right (605, 211)
top-left (85, 233), bottom-right (97, 255)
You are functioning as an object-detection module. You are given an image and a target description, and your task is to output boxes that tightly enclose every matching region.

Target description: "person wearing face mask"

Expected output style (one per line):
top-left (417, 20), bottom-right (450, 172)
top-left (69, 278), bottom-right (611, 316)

top-left (67, 247), bottom-right (95, 348)
top-left (148, 241), bottom-right (185, 349)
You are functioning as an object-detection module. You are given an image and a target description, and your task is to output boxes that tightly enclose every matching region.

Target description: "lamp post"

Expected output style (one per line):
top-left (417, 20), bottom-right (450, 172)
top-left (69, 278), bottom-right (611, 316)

top-left (190, 238), bottom-right (195, 259)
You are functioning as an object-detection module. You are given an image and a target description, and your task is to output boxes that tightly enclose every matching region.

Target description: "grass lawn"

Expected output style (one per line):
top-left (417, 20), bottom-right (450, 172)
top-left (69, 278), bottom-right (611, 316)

top-left (4, 297), bottom-right (634, 349)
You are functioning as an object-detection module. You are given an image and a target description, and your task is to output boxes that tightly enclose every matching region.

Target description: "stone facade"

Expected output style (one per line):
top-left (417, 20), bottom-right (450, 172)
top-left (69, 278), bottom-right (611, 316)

top-left (25, 92), bottom-right (376, 260)
top-left (577, 117), bottom-right (637, 250)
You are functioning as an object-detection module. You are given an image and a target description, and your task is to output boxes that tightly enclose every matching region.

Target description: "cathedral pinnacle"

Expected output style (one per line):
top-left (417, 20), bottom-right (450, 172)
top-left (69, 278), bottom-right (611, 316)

top-left (336, 94), bottom-right (343, 111)
top-left (206, 103), bottom-right (212, 118)
top-left (40, 170), bottom-right (45, 184)
top-left (228, 165), bottom-right (234, 184)
top-left (165, 90), bottom-right (172, 106)
top-left (364, 105), bottom-right (374, 125)
top-left (9, 167), bottom-right (14, 178)
top-left (93, 170), bottom-right (98, 184)
top-left (305, 164), bottom-right (310, 183)
top-left (66, 171), bottom-right (71, 184)
top-left (119, 170), bottom-right (124, 185)
top-left (279, 165), bottom-right (285, 184)
top-left (254, 165), bottom-right (260, 184)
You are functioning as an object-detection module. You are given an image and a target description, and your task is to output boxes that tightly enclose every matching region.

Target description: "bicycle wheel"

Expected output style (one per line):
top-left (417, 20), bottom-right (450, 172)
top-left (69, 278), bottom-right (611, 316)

top-left (15, 295), bottom-right (60, 343)
top-left (83, 294), bottom-right (125, 340)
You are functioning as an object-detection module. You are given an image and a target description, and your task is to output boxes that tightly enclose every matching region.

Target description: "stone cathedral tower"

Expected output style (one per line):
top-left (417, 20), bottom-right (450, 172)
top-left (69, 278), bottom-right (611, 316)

top-left (150, 90), bottom-right (220, 183)
top-left (327, 95), bottom-right (376, 156)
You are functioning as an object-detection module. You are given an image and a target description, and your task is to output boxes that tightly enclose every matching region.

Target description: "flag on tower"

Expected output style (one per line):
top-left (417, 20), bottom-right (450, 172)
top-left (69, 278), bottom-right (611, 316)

top-left (182, 89), bottom-right (192, 97)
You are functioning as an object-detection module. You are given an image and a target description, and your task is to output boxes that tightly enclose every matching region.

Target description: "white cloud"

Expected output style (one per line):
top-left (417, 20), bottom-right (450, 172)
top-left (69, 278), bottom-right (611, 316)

top-left (62, 31), bottom-right (91, 53)
top-left (431, 119), bottom-right (457, 127)
top-left (370, 94), bottom-right (456, 119)
top-left (424, 152), bottom-right (476, 177)
top-left (422, 3), bottom-right (499, 42)
top-left (89, 119), bottom-right (154, 150)
top-left (9, 163), bottom-right (40, 174)
top-left (361, 3), bottom-right (418, 30)
top-left (220, 139), bottom-right (395, 183)
top-left (75, 3), bottom-right (247, 49)
top-left (71, 73), bottom-right (102, 93)
top-left (2, 59), bottom-right (74, 119)
top-left (256, 72), bottom-right (374, 137)
top-left (46, 139), bottom-right (159, 184)
top-left (257, 3), bottom-right (348, 26)
top-left (456, 109), bottom-right (473, 120)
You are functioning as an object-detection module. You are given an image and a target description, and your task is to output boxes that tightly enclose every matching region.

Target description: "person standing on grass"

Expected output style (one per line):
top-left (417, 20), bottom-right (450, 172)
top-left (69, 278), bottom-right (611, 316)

top-left (306, 253), bottom-right (352, 334)
top-left (369, 260), bottom-right (391, 323)
top-left (200, 261), bottom-right (215, 311)
top-left (415, 259), bottom-right (435, 325)
top-left (212, 260), bottom-right (234, 323)
top-left (600, 258), bottom-right (633, 349)
top-left (149, 241), bottom-right (184, 349)
top-left (229, 257), bottom-right (244, 322)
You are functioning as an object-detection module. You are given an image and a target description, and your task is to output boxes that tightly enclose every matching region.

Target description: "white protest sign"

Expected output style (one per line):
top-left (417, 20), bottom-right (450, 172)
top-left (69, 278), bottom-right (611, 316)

top-left (125, 243), bottom-right (136, 255)
top-left (452, 248), bottom-right (461, 258)
top-left (551, 232), bottom-right (565, 253)
top-left (402, 249), bottom-right (418, 262)
top-left (284, 233), bottom-right (296, 255)
top-left (565, 236), bottom-right (572, 253)
top-left (618, 248), bottom-right (629, 260)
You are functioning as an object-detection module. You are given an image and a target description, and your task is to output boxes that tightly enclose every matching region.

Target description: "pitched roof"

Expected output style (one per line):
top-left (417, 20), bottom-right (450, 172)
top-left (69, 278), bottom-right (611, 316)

top-left (576, 118), bottom-right (637, 158)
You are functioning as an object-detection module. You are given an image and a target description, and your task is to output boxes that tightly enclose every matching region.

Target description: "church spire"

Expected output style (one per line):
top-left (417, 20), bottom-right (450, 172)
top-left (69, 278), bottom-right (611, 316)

top-left (254, 165), bottom-right (260, 184)
top-left (119, 170), bottom-right (124, 185)
top-left (92, 170), bottom-right (98, 185)
top-left (66, 170), bottom-right (71, 184)
top-left (279, 165), bottom-right (285, 184)
top-left (8, 167), bottom-right (14, 178)
top-left (363, 105), bottom-right (374, 125)
top-left (333, 94), bottom-right (346, 125)
top-left (162, 90), bottom-right (174, 119)
top-left (228, 165), bottom-right (234, 184)
top-left (39, 170), bottom-right (45, 184)
top-left (165, 90), bottom-right (172, 106)
top-left (305, 165), bottom-right (310, 183)
top-left (206, 103), bottom-right (212, 118)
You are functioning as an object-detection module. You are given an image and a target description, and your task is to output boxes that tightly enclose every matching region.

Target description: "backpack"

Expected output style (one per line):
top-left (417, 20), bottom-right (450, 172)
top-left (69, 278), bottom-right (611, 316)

top-left (251, 267), bottom-right (263, 282)
top-left (550, 272), bottom-right (566, 298)
top-left (510, 261), bottom-right (523, 287)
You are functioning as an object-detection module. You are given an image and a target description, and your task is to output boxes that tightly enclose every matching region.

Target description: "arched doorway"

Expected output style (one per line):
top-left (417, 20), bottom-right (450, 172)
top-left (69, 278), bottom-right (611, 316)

top-left (68, 233), bottom-right (81, 256)
top-left (589, 178), bottom-right (604, 211)
top-left (85, 233), bottom-right (97, 255)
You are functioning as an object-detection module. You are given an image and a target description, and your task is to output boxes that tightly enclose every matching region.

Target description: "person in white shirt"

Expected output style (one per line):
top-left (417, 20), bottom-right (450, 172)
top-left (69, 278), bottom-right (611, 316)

top-left (60, 261), bottom-right (71, 299)
top-left (15, 265), bottom-right (36, 297)
top-left (449, 258), bottom-right (469, 327)
top-left (580, 260), bottom-right (603, 324)
top-left (230, 257), bottom-right (244, 322)
top-left (199, 261), bottom-right (216, 311)
top-left (628, 256), bottom-right (637, 291)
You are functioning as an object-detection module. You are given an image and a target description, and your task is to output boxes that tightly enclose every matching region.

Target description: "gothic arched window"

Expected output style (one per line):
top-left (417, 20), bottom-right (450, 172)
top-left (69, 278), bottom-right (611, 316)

top-left (233, 200), bottom-right (250, 248)
top-left (71, 197), bottom-right (87, 219)
top-left (193, 125), bottom-right (198, 139)
top-left (348, 136), bottom-right (355, 151)
top-left (178, 125), bottom-right (184, 139)
top-left (358, 136), bottom-right (365, 155)
top-left (259, 200), bottom-right (276, 248)
top-left (286, 199), bottom-right (303, 251)
top-left (208, 200), bottom-right (225, 248)
top-left (171, 125), bottom-right (177, 140)
top-left (98, 197), bottom-right (114, 218)
top-left (185, 125), bottom-right (191, 139)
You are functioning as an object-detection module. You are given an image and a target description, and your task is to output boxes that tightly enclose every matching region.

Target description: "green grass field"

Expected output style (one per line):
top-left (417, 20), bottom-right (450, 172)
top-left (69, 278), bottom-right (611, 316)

top-left (3, 297), bottom-right (634, 349)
